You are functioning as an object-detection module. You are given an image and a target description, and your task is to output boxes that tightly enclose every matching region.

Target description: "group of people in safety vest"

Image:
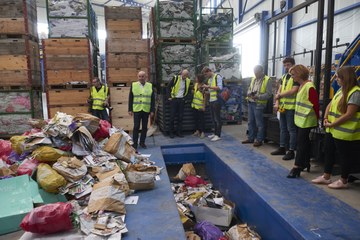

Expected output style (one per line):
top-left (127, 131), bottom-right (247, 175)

top-left (242, 57), bottom-right (360, 189)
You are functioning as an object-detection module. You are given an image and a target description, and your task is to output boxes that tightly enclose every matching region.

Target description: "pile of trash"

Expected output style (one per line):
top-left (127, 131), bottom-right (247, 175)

top-left (171, 163), bottom-right (261, 240)
top-left (0, 112), bottom-right (161, 239)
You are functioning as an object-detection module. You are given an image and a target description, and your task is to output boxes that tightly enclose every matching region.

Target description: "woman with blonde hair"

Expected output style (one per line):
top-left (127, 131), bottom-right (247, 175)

top-left (312, 66), bottom-right (360, 188)
top-left (287, 64), bottom-right (319, 178)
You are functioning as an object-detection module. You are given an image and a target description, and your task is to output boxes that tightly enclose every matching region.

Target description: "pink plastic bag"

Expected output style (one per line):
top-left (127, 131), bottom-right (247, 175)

top-left (93, 120), bottom-right (111, 140)
top-left (17, 158), bottom-right (39, 176)
top-left (0, 140), bottom-right (12, 157)
top-left (20, 202), bottom-right (73, 234)
top-left (185, 176), bottom-right (208, 187)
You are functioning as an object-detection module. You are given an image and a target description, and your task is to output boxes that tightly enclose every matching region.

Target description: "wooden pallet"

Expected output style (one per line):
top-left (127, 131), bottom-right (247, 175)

top-left (0, 85), bottom-right (40, 91)
top-left (46, 69), bottom-right (91, 85)
top-left (44, 55), bottom-right (90, 70)
top-left (42, 38), bottom-right (90, 55)
top-left (158, 38), bottom-right (196, 44)
top-left (106, 19), bottom-right (142, 32)
top-left (106, 39), bottom-right (148, 54)
top-left (47, 83), bottom-right (90, 90)
top-left (1, 70), bottom-right (41, 87)
top-left (107, 67), bottom-right (148, 83)
top-left (107, 30), bottom-right (141, 40)
top-left (0, 33), bottom-right (38, 42)
top-left (47, 89), bottom-right (90, 106)
top-left (48, 104), bottom-right (89, 118)
top-left (107, 53), bottom-right (148, 68)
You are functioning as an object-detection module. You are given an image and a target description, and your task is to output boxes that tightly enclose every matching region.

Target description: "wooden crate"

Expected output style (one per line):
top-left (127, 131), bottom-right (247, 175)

top-left (104, 6), bottom-right (141, 20)
top-left (111, 115), bottom-right (133, 131)
top-left (106, 19), bottom-right (142, 32)
top-left (48, 104), bottom-right (89, 118)
top-left (47, 89), bottom-right (90, 106)
top-left (111, 102), bottom-right (129, 117)
top-left (42, 38), bottom-right (89, 55)
top-left (107, 68), bottom-right (148, 83)
top-left (107, 30), bottom-right (142, 40)
top-left (107, 53), bottom-right (148, 68)
top-left (107, 39), bottom-right (148, 53)
top-left (110, 87), bottom-right (130, 102)
top-left (0, 0), bottom-right (37, 38)
top-left (46, 70), bottom-right (90, 85)
top-left (45, 55), bottom-right (90, 70)
top-left (1, 70), bottom-right (41, 87)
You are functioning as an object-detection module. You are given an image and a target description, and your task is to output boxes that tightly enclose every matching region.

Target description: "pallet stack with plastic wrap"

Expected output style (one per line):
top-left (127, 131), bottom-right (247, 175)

top-left (0, 0), bottom-right (42, 138)
top-left (105, 6), bottom-right (149, 131)
top-left (42, 39), bottom-right (94, 118)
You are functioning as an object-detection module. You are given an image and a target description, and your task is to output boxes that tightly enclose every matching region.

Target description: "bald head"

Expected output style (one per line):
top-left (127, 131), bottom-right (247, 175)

top-left (137, 71), bottom-right (146, 84)
top-left (181, 69), bottom-right (189, 79)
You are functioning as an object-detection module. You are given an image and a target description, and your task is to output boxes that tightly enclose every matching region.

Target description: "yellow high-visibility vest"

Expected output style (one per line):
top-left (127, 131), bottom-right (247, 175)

top-left (294, 81), bottom-right (317, 128)
top-left (280, 74), bottom-right (296, 110)
top-left (132, 82), bottom-right (152, 113)
top-left (171, 75), bottom-right (190, 98)
top-left (208, 74), bottom-right (218, 102)
top-left (191, 83), bottom-right (204, 110)
top-left (247, 76), bottom-right (270, 104)
top-left (328, 86), bottom-right (360, 140)
top-left (91, 85), bottom-right (108, 110)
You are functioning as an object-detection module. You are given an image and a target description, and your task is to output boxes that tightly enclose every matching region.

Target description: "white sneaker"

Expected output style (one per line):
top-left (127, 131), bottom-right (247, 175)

top-left (210, 135), bottom-right (221, 141)
top-left (199, 132), bottom-right (205, 139)
top-left (208, 134), bottom-right (215, 139)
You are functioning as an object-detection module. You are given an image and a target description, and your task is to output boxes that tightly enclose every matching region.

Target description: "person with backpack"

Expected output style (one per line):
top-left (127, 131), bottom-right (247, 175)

top-left (242, 65), bottom-right (272, 147)
top-left (88, 77), bottom-right (110, 121)
top-left (202, 66), bottom-right (223, 142)
top-left (167, 69), bottom-right (191, 138)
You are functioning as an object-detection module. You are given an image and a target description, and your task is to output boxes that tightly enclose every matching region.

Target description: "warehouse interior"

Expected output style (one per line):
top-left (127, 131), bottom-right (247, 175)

top-left (0, 0), bottom-right (360, 239)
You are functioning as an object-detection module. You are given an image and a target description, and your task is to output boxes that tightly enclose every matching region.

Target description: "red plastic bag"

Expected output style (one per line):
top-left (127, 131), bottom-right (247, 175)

top-left (0, 140), bottom-right (12, 157)
top-left (20, 202), bottom-right (73, 234)
top-left (185, 176), bottom-right (208, 187)
top-left (93, 120), bottom-right (111, 140)
top-left (17, 158), bottom-right (39, 176)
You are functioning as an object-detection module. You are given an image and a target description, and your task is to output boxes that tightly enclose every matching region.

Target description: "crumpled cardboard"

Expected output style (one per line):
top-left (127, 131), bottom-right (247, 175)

top-left (87, 173), bottom-right (129, 214)
top-left (126, 164), bottom-right (157, 190)
top-left (73, 113), bottom-right (100, 134)
top-left (31, 146), bottom-right (65, 162)
top-left (92, 162), bottom-right (122, 181)
top-left (175, 163), bottom-right (196, 180)
top-left (37, 163), bottom-right (67, 193)
top-left (226, 223), bottom-right (261, 240)
top-left (52, 156), bottom-right (87, 182)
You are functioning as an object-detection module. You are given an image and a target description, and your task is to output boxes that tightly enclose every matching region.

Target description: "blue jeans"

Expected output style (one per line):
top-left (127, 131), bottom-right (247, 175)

top-left (247, 102), bottom-right (265, 142)
top-left (279, 110), bottom-right (297, 150)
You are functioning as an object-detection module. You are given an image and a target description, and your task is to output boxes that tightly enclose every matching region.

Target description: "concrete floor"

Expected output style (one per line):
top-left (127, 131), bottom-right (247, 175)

top-left (222, 123), bottom-right (360, 211)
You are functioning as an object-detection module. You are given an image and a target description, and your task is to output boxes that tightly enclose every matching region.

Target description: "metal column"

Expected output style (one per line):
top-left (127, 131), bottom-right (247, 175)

top-left (313, 0), bottom-right (325, 93)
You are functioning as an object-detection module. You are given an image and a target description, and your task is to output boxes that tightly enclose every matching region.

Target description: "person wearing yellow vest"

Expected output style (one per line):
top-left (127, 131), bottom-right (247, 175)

top-left (128, 71), bottom-right (155, 150)
top-left (202, 67), bottom-right (223, 142)
top-left (287, 65), bottom-right (319, 178)
top-left (89, 77), bottom-right (110, 121)
top-left (272, 57), bottom-right (299, 160)
top-left (167, 69), bottom-right (191, 138)
top-left (312, 66), bottom-right (360, 189)
top-left (242, 65), bottom-right (272, 147)
top-left (191, 74), bottom-right (207, 139)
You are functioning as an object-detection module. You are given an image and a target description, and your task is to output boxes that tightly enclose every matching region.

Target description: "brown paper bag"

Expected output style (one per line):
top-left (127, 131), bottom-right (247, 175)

top-left (52, 156), bottom-right (87, 182)
top-left (175, 163), bottom-right (196, 180)
top-left (103, 132), bottom-right (121, 154)
top-left (126, 164), bottom-right (157, 190)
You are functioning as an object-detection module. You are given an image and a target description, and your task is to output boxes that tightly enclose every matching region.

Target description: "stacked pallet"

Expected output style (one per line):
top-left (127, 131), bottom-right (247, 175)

top-left (43, 39), bottom-right (93, 118)
top-left (105, 6), bottom-right (149, 131)
top-left (0, 0), bottom-right (42, 138)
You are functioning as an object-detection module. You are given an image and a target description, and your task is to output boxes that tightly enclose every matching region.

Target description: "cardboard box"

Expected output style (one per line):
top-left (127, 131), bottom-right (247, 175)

top-left (191, 200), bottom-right (235, 227)
top-left (0, 175), bottom-right (66, 235)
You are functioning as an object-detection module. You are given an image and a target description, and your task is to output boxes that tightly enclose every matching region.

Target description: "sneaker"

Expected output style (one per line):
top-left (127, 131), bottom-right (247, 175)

top-left (241, 139), bottom-right (254, 144)
top-left (312, 175), bottom-right (332, 185)
top-left (199, 132), bottom-right (205, 139)
top-left (253, 141), bottom-right (262, 147)
top-left (328, 179), bottom-right (348, 189)
top-left (271, 147), bottom-right (286, 155)
top-left (208, 134), bottom-right (215, 139)
top-left (210, 135), bottom-right (221, 142)
top-left (282, 150), bottom-right (295, 160)
top-left (192, 130), bottom-right (200, 136)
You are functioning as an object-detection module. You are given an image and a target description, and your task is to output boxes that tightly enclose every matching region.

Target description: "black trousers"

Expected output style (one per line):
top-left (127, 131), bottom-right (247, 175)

top-left (133, 111), bottom-right (149, 148)
top-left (210, 100), bottom-right (222, 137)
top-left (91, 109), bottom-right (109, 121)
top-left (194, 108), bottom-right (205, 133)
top-left (294, 127), bottom-right (312, 168)
top-left (323, 133), bottom-right (337, 174)
top-left (170, 98), bottom-right (185, 133)
top-left (334, 138), bottom-right (360, 179)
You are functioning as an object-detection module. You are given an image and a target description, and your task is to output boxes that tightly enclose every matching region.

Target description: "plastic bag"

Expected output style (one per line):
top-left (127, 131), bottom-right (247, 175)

top-left (185, 176), bottom-right (208, 187)
top-left (10, 135), bottom-right (27, 154)
top-left (93, 120), bottom-right (111, 140)
top-left (0, 139), bottom-right (12, 157)
top-left (7, 151), bottom-right (30, 164)
top-left (175, 163), bottom-right (196, 180)
top-left (20, 202), bottom-right (73, 234)
top-left (37, 163), bottom-right (67, 193)
top-left (194, 221), bottom-right (223, 240)
top-left (17, 158), bottom-right (39, 176)
top-left (31, 146), bottom-right (64, 162)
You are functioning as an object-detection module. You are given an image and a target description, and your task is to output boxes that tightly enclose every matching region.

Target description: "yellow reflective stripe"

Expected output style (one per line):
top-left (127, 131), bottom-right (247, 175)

top-left (295, 111), bottom-right (316, 118)
top-left (296, 101), bottom-right (313, 109)
top-left (333, 126), bottom-right (360, 134)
